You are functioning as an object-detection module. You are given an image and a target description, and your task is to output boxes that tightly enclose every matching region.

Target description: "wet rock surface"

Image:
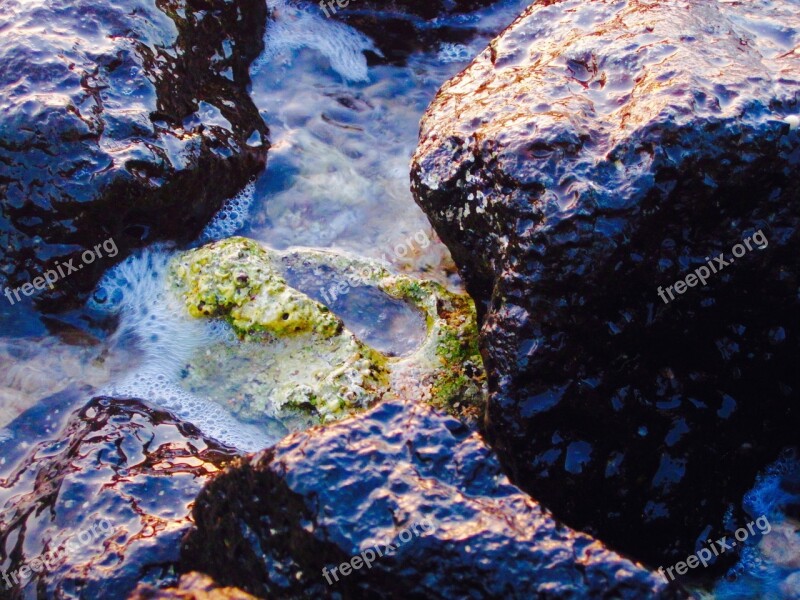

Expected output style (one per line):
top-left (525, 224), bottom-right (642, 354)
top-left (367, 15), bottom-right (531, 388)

top-left (0, 396), bottom-right (238, 599)
top-left (411, 0), bottom-right (800, 569)
top-left (180, 397), bottom-right (684, 599)
top-left (0, 0), bottom-right (269, 308)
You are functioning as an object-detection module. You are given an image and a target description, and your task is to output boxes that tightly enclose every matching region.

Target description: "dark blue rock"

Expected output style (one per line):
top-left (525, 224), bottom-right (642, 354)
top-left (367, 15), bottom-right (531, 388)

top-left (181, 398), bottom-right (684, 598)
top-left (0, 396), bottom-right (238, 599)
top-left (411, 0), bottom-right (800, 571)
top-left (0, 0), bottom-right (269, 310)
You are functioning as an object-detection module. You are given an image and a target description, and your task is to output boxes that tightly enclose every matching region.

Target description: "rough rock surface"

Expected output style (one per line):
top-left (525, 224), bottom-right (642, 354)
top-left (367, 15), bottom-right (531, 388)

top-left (0, 396), bottom-right (238, 599)
top-left (180, 397), bottom-right (684, 599)
top-left (411, 0), bottom-right (800, 568)
top-left (0, 0), bottom-right (269, 308)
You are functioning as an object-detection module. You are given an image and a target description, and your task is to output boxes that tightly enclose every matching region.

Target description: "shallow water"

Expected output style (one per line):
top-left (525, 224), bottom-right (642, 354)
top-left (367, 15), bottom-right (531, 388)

top-left (281, 260), bottom-right (426, 356)
top-left (241, 0), bottom-right (529, 281)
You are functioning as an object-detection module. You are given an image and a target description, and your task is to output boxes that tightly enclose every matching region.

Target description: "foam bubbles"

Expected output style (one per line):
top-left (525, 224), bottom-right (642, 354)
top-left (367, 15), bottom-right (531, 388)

top-left (254, 0), bottom-right (381, 82)
top-left (712, 450), bottom-right (800, 600)
top-left (199, 181), bottom-right (256, 243)
top-left (105, 369), bottom-right (269, 453)
top-left (437, 43), bottom-right (472, 64)
top-left (742, 449), bottom-right (800, 521)
top-left (90, 246), bottom-right (274, 452)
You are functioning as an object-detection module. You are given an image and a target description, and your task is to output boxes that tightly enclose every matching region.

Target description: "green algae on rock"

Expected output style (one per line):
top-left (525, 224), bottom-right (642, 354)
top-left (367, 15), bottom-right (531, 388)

top-left (171, 238), bottom-right (341, 339)
top-left (277, 247), bottom-right (487, 423)
top-left (381, 276), bottom-right (485, 422)
top-left (169, 237), bottom-right (486, 427)
top-left (170, 238), bottom-right (389, 423)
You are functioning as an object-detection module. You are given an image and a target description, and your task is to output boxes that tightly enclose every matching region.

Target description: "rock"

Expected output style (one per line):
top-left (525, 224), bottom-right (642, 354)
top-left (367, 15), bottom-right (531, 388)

top-left (129, 572), bottom-right (258, 600)
top-left (172, 238), bottom-right (344, 339)
top-left (713, 452), bottom-right (800, 598)
top-left (0, 0), bottom-right (269, 309)
top-left (180, 397), bottom-right (684, 599)
top-left (0, 396), bottom-right (238, 598)
top-left (277, 245), bottom-right (488, 420)
top-left (309, 0), bottom-right (491, 21)
top-left (161, 237), bottom-right (485, 425)
top-left (411, 0), bottom-right (800, 568)
top-left (0, 386), bottom-right (86, 464)
top-left (169, 238), bottom-right (390, 424)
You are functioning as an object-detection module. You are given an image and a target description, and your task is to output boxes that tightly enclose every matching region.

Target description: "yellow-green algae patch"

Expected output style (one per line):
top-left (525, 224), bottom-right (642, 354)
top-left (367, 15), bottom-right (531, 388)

top-left (169, 237), bottom-right (486, 427)
top-left (170, 238), bottom-right (389, 424)
top-left (381, 277), bottom-right (485, 422)
top-left (171, 237), bottom-right (340, 339)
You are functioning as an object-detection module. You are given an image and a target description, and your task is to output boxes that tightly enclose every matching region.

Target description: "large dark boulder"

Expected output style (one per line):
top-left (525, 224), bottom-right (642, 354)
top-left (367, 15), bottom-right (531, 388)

top-left (0, 396), bottom-right (238, 599)
top-left (0, 0), bottom-right (269, 309)
top-left (180, 397), bottom-right (683, 598)
top-left (411, 0), bottom-right (800, 569)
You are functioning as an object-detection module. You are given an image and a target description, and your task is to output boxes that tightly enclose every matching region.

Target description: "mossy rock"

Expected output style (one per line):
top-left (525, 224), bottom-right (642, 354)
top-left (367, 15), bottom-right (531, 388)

top-left (170, 238), bottom-right (389, 424)
top-left (381, 277), bottom-right (485, 423)
top-left (170, 237), bottom-right (486, 427)
top-left (171, 237), bottom-right (341, 339)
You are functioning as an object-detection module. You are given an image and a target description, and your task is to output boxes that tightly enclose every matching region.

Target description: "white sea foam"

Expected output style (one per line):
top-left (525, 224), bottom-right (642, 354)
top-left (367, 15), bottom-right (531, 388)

top-left (199, 181), bottom-right (257, 242)
top-left (89, 246), bottom-right (273, 452)
top-left (712, 450), bottom-right (800, 599)
top-left (254, 0), bottom-right (381, 82)
top-left (437, 43), bottom-right (472, 64)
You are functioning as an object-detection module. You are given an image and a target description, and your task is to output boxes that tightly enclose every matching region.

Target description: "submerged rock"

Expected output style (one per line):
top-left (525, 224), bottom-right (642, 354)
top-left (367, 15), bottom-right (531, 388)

top-left (0, 396), bottom-right (238, 599)
top-left (169, 237), bottom-right (485, 426)
top-left (286, 0), bottom-right (506, 67)
top-left (411, 0), bottom-right (800, 569)
top-left (171, 238), bottom-right (389, 424)
top-left (0, 0), bottom-right (269, 308)
top-left (277, 245), bottom-right (487, 421)
top-left (180, 397), bottom-right (684, 599)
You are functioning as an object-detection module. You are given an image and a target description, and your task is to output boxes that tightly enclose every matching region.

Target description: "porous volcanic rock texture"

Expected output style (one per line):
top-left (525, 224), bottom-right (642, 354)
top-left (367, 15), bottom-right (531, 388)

top-left (181, 397), bottom-right (685, 599)
top-left (411, 0), bottom-right (800, 568)
top-left (0, 0), bottom-right (269, 307)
